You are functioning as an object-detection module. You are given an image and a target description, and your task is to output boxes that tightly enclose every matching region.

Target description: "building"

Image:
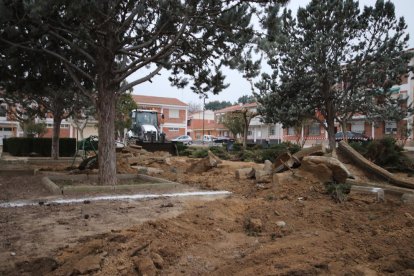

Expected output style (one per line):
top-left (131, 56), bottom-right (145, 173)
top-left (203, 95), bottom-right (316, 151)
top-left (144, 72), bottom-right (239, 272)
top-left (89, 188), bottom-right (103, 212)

top-left (132, 95), bottom-right (188, 139)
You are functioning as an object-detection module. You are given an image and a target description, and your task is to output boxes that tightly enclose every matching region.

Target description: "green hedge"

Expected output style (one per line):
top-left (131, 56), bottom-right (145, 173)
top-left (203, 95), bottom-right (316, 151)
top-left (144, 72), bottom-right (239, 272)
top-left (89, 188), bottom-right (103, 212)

top-left (3, 137), bottom-right (76, 157)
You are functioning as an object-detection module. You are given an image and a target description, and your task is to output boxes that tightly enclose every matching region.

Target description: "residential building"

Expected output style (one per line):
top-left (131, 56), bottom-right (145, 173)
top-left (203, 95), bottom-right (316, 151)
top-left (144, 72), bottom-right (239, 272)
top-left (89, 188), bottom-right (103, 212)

top-left (187, 110), bottom-right (223, 140)
top-left (215, 103), bottom-right (284, 144)
top-left (132, 95), bottom-right (188, 139)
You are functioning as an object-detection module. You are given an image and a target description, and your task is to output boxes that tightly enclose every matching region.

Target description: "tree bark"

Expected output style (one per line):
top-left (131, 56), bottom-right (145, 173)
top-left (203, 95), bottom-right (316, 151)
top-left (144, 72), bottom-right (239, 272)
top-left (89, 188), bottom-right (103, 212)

top-left (51, 116), bottom-right (62, 160)
top-left (97, 88), bottom-right (117, 185)
top-left (242, 113), bottom-right (248, 150)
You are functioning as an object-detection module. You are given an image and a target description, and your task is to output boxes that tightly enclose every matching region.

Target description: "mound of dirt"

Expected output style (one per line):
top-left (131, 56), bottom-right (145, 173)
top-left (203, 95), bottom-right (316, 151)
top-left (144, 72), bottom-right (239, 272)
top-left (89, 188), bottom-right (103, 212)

top-left (1, 155), bottom-right (414, 275)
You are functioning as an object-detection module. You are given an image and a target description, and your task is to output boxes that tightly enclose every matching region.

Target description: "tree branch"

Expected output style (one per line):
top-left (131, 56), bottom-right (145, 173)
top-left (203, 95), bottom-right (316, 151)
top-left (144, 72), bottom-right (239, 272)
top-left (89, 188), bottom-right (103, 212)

top-left (118, 65), bottom-right (163, 94)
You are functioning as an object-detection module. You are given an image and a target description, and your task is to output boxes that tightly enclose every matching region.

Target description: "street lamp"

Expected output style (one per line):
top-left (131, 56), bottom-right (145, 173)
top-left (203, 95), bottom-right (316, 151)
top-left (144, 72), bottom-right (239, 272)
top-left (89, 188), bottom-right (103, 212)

top-left (200, 94), bottom-right (208, 144)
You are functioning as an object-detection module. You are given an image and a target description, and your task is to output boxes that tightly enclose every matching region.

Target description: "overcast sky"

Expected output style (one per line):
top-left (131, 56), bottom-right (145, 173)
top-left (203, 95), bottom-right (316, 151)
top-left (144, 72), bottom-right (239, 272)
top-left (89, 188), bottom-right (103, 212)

top-left (128, 0), bottom-right (414, 107)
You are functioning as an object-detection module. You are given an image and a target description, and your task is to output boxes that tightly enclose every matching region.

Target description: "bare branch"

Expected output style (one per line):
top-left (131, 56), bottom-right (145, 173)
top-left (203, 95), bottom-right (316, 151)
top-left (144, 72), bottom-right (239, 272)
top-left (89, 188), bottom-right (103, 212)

top-left (118, 65), bottom-right (163, 94)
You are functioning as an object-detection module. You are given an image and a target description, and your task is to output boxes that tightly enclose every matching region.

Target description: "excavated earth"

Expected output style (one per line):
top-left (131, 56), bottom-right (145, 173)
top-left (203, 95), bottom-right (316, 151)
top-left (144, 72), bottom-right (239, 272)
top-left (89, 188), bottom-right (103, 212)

top-left (0, 154), bottom-right (414, 276)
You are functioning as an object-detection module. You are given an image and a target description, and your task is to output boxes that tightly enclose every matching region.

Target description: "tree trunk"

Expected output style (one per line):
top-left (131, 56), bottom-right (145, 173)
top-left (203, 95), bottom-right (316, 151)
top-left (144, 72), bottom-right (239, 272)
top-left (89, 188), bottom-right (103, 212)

top-left (243, 115), bottom-right (248, 150)
top-left (51, 116), bottom-right (62, 160)
top-left (326, 111), bottom-right (336, 152)
top-left (342, 121), bottom-right (348, 143)
top-left (97, 89), bottom-right (117, 185)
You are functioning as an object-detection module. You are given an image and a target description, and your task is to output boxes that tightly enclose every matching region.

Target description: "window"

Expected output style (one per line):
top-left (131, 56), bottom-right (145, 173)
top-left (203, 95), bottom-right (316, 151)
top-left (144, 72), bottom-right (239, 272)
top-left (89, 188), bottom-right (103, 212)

top-left (309, 123), bottom-right (320, 136)
top-left (247, 129), bottom-right (253, 136)
top-left (0, 105), bottom-right (6, 117)
top-left (351, 121), bottom-right (364, 134)
top-left (269, 126), bottom-right (275, 136)
top-left (385, 121), bottom-right (397, 134)
top-left (169, 109), bottom-right (179, 119)
top-left (287, 127), bottom-right (295, 135)
top-left (168, 128), bottom-right (179, 132)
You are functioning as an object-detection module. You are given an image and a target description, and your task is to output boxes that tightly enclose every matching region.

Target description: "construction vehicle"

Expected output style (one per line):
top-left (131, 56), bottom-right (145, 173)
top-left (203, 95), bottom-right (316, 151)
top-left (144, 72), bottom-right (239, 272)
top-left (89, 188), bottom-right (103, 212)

top-left (126, 109), bottom-right (176, 154)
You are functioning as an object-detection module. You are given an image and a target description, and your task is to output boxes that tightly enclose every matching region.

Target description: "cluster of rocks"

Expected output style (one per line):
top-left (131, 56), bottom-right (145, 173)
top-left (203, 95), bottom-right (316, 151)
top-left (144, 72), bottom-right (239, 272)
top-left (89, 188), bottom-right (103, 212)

top-left (235, 144), bottom-right (354, 185)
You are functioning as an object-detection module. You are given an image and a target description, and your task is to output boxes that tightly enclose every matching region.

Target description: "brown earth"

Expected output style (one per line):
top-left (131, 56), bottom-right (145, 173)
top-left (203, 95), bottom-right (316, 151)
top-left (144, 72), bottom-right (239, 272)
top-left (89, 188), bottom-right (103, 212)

top-left (1, 154), bottom-right (414, 276)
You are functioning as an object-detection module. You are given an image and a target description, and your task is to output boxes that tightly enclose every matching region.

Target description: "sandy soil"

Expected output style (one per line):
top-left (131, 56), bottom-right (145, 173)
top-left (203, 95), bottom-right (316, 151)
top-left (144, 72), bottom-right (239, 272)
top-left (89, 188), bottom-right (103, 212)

top-left (1, 155), bottom-right (414, 275)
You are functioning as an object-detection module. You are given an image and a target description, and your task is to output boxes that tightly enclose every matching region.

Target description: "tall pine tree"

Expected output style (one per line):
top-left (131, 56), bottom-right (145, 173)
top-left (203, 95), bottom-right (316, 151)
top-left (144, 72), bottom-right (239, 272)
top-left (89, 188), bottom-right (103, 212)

top-left (256, 0), bottom-right (412, 150)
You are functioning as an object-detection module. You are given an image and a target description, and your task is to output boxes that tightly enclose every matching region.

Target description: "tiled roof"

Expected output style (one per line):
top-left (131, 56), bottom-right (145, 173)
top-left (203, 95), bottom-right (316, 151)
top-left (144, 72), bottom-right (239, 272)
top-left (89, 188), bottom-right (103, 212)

top-left (215, 102), bottom-right (258, 113)
top-left (132, 95), bottom-right (188, 107)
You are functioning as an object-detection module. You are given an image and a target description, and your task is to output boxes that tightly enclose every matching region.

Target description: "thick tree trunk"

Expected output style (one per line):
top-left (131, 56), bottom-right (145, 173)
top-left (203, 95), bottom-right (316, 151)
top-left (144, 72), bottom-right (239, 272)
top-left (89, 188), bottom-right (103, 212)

top-left (243, 115), bottom-right (248, 150)
top-left (325, 102), bottom-right (336, 152)
top-left (51, 116), bottom-right (62, 160)
top-left (97, 89), bottom-right (117, 185)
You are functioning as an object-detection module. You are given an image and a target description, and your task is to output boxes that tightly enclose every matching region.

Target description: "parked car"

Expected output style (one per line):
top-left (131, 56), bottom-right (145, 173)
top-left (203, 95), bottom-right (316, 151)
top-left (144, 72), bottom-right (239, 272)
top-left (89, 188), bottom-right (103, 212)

top-left (214, 136), bottom-right (235, 143)
top-left (335, 131), bottom-right (369, 142)
top-left (203, 135), bottom-right (217, 143)
top-left (171, 135), bottom-right (193, 145)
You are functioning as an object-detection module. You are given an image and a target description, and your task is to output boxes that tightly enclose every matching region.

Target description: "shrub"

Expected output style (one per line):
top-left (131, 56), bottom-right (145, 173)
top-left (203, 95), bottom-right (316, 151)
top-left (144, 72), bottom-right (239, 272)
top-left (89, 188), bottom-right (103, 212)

top-left (209, 146), bottom-right (229, 160)
top-left (325, 182), bottom-right (351, 203)
top-left (232, 143), bottom-right (242, 151)
top-left (3, 137), bottom-right (76, 157)
top-left (350, 137), bottom-right (413, 172)
top-left (190, 148), bottom-right (209, 158)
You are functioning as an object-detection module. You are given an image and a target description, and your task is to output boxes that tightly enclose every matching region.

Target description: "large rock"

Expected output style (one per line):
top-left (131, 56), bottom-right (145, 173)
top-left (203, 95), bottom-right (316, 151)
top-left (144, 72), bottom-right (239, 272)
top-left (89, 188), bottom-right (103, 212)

top-left (273, 152), bottom-right (295, 173)
top-left (264, 160), bottom-right (273, 173)
top-left (235, 168), bottom-right (255, 180)
top-left (255, 169), bottom-right (271, 183)
top-left (293, 144), bottom-right (326, 160)
top-left (301, 161), bottom-right (334, 184)
top-left (302, 156), bottom-right (351, 183)
top-left (186, 151), bottom-right (222, 173)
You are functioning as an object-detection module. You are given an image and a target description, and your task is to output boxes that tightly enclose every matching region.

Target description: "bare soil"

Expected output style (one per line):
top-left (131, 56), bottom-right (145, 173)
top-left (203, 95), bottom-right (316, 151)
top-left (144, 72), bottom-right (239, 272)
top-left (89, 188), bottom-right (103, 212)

top-left (1, 155), bottom-right (414, 276)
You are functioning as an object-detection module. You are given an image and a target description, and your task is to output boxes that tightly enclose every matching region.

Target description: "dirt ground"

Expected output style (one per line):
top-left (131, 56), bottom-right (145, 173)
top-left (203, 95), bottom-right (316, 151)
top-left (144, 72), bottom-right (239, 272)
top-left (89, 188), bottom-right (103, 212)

top-left (1, 155), bottom-right (414, 276)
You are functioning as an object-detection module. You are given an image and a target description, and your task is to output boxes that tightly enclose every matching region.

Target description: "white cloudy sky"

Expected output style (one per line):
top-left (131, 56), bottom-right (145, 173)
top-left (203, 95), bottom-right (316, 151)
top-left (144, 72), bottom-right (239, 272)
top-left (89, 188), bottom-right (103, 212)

top-left (128, 0), bottom-right (414, 107)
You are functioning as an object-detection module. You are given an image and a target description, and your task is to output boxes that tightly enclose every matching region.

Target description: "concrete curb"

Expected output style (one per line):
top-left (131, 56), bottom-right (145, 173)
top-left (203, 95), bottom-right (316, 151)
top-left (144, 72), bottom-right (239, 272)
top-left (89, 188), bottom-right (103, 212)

top-left (42, 173), bottom-right (184, 195)
top-left (41, 176), bottom-right (62, 195)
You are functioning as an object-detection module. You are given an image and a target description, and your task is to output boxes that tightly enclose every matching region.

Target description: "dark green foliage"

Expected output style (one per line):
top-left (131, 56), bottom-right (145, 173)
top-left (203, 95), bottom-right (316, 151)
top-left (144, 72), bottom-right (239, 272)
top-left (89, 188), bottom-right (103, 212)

top-left (232, 143), bottom-right (242, 151)
top-left (325, 183), bottom-right (351, 203)
top-left (236, 142), bottom-right (299, 163)
top-left (350, 137), bottom-right (413, 172)
top-left (3, 138), bottom-right (32, 156)
top-left (190, 148), bottom-right (209, 158)
top-left (209, 146), bottom-right (229, 160)
top-left (256, 0), bottom-right (412, 150)
top-left (3, 137), bottom-right (76, 157)
top-left (175, 142), bottom-right (189, 156)
top-left (204, 101), bottom-right (233, 111)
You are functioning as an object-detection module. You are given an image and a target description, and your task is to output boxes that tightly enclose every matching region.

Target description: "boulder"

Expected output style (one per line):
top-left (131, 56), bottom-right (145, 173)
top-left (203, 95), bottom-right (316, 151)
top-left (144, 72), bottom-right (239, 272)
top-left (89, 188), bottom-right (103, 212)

top-left (273, 152), bottom-right (295, 173)
top-left (264, 160), bottom-right (273, 173)
top-left (301, 161), bottom-right (334, 184)
top-left (186, 151), bottom-right (222, 173)
top-left (302, 156), bottom-right (351, 183)
top-left (235, 168), bottom-right (255, 180)
top-left (255, 169), bottom-right (271, 183)
top-left (293, 144), bottom-right (326, 160)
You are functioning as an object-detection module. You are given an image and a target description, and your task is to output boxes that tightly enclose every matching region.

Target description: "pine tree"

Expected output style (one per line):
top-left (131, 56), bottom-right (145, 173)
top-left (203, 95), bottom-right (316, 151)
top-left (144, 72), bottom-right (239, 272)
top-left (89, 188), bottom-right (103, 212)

top-left (0, 0), bottom-right (286, 184)
top-left (255, 0), bottom-right (412, 150)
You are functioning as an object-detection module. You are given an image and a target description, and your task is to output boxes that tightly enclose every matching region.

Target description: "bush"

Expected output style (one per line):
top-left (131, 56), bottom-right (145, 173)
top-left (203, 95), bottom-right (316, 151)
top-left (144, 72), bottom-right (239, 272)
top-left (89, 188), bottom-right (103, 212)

top-left (232, 143), bottom-right (242, 151)
top-left (325, 183), bottom-right (351, 203)
top-left (350, 137), bottom-right (413, 172)
top-left (3, 137), bottom-right (76, 157)
top-left (209, 146), bottom-right (229, 160)
top-left (174, 142), bottom-right (188, 156)
top-left (190, 148), bottom-right (209, 158)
